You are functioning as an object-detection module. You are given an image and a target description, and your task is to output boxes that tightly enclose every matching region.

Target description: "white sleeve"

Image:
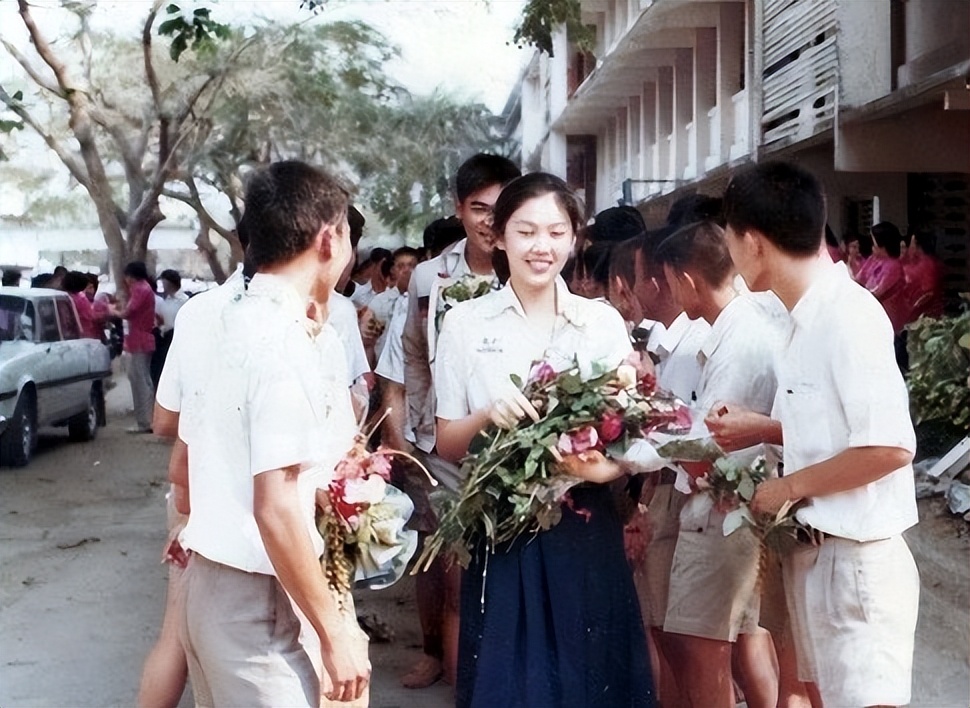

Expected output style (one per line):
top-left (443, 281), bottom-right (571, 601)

top-left (155, 323), bottom-right (183, 412)
top-left (831, 309), bottom-right (916, 453)
top-left (432, 315), bottom-right (470, 421)
top-left (248, 336), bottom-right (317, 476)
top-left (375, 306), bottom-right (406, 385)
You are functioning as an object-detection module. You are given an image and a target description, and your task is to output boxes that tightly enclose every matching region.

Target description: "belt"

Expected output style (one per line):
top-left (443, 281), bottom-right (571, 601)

top-left (795, 526), bottom-right (831, 546)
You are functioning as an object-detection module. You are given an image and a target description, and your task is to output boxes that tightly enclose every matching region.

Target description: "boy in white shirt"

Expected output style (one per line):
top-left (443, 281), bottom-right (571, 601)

top-left (725, 161), bottom-right (919, 708)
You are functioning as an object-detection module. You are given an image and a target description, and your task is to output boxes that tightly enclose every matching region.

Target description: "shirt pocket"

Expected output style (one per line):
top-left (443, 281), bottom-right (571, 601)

top-left (781, 380), bottom-right (833, 460)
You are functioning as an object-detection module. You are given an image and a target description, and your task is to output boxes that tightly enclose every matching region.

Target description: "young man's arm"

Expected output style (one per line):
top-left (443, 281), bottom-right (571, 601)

top-left (751, 445), bottom-right (912, 516)
top-left (379, 379), bottom-right (412, 452)
top-left (254, 468), bottom-right (370, 703)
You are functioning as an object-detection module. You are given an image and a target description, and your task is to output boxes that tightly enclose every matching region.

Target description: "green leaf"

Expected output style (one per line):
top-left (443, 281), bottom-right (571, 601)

top-left (510, 373), bottom-right (523, 389)
top-left (737, 476), bottom-right (756, 501)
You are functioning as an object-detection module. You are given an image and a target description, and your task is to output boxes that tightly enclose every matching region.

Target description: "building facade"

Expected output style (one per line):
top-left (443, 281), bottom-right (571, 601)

top-left (509, 0), bottom-right (970, 295)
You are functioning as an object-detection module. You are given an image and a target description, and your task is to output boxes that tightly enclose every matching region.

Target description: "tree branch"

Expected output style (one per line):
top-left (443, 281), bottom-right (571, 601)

top-left (1, 39), bottom-right (61, 97)
top-left (0, 85), bottom-right (90, 189)
top-left (17, 0), bottom-right (76, 95)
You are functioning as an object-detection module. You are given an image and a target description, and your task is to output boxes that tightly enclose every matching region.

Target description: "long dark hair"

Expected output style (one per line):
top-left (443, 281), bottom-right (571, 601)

top-left (490, 173), bottom-right (586, 286)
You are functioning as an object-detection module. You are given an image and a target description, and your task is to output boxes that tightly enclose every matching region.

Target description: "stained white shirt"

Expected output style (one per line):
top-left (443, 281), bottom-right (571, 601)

top-left (774, 262), bottom-right (917, 541)
top-left (178, 273), bottom-right (356, 575)
top-left (695, 295), bottom-right (783, 415)
top-left (646, 311), bottom-right (710, 404)
top-left (156, 267), bottom-right (245, 447)
top-left (328, 291), bottom-right (371, 383)
top-left (349, 280), bottom-right (377, 310)
top-left (435, 281), bottom-right (631, 420)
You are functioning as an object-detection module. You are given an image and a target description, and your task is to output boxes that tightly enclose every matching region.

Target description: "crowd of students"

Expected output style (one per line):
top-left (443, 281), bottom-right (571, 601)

top-left (140, 155), bottom-right (922, 708)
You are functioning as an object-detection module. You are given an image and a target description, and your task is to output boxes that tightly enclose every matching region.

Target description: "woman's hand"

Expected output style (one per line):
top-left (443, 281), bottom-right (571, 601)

top-left (487, 389), bottom-right (540, 430)
top-left (558, 450), bottom-right (627, 484)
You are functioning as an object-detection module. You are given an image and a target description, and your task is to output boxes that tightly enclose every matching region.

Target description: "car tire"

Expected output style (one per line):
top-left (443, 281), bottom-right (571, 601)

top-left (1, 390), bottom-right (36, 468)
top-left (68, 385), bottom-right (101, 442)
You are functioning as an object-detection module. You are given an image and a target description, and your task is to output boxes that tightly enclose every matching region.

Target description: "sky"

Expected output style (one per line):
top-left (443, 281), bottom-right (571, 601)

top-left (0, 0), bottom-right (530, 243)
top-left (0, 0), bottom-right (529, 113)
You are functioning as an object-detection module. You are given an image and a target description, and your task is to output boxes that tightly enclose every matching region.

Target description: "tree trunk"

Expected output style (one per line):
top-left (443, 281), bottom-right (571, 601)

top-left (195, 226), bottom-right (228, 284)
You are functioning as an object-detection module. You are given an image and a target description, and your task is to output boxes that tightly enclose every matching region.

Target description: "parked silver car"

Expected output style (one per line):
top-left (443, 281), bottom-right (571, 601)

top-left (0, 287), bottom-right (111, 467)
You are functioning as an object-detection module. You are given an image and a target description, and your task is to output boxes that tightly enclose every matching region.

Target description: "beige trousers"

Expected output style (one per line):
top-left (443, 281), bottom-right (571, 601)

top-left (179, 554), bottom-right (318, 707)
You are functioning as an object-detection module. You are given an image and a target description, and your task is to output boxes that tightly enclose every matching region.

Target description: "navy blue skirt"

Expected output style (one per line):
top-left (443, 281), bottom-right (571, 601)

top-left (456, 484), bottom-right (655, 708)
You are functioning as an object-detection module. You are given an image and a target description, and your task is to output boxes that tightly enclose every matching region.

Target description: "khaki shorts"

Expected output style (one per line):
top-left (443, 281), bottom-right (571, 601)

top-left (783, 534), bottom-right (919, 708)
top-left (633, 483), bottom-right (687, 627)
top-left (663, 498), bottom-right (761, 642)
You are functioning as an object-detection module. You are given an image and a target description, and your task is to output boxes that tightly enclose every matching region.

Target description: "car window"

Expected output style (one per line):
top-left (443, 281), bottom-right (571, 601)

top-left (35, 299), bottom-right (61, 343)
top-left (55, 297), bottom-right (80, 340)
top-left (0, 296), bottom-right (30, 341)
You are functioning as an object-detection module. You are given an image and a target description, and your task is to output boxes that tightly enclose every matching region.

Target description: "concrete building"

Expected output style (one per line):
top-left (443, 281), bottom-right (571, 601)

top-left (509, 0), bottom-right (970, 296)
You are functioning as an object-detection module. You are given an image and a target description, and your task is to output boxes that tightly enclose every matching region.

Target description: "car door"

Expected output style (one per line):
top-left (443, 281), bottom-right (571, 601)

top-left (32, 297), bottom-right (67, 424)
top-left (52, 295), bottom-right (91, 420)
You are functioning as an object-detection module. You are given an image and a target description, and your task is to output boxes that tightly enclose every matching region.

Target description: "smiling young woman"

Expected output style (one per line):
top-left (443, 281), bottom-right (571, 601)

top-left (432, 172), bottom-right (656, 708)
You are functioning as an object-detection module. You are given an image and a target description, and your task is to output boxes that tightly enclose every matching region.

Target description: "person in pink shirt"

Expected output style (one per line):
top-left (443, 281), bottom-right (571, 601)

top-left (115, 261), bottom-right (156, 433)
top-left (860, 222), bottom-right (909, 335)
top-left (903, 231), bottom-right (945, 322)
top-left (843, 231), bottom-right (872, 280)
top-left (63, 271), bottom-right (102, 339)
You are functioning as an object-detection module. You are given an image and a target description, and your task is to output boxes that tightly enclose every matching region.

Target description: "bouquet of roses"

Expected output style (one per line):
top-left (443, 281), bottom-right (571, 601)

top-left (415, 357), bottom-right (693, 570)
top-left (317, 417), bottom-right (435, 598)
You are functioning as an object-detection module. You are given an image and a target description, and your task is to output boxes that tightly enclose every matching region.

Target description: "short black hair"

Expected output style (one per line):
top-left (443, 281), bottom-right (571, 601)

top-left (348, 206), bottom-right (365, 248)
top-left (240, 161), bottom-right (348, 270)
top-left (422, 216), bottom-right (464, 256)
top-left (159, 269), bottom-right (181, 290)
top-left (843, 231), bottom-right (873, 258)
top-left (871, 221), bottom-right (902, 258)
top-left (588, 206), bottom-right (646, 243)
top-left (722, 161), bottom-right (826, 257)
top-left (124, 261), bottom-right (151, 282)
top-left (667, 194), bottom-right (722, 228)
top-left (655, 221), bottom-right (734, 287)
top-left (608, 237), bottom-right (643, 288)
top-left (581, 240), bottom-right (613, 289)
top-left (63, 271), bottom-right (89, 294)
top-left (1, 269), bottom-right (21, 286)
top-left (454, 153), bottom-right (521, 203)
top-left (392, 246), bottom-right (421, 263)
top-left (368, 247), bottom-right (392, 266)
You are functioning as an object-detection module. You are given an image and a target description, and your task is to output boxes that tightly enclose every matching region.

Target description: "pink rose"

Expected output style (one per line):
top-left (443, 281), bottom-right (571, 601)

top-left (528, 360), bottom-right (557, 386)
top-left (598, 410), bottom-right (625, 443)
top-left (367, 451), bottom-right (394, 481)
top-left (557, 426), bottom-right (600, 456)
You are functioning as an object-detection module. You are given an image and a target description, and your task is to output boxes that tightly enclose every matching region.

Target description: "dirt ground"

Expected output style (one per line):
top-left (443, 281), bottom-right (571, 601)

top-left (0, 376), bottom-right (967, 707)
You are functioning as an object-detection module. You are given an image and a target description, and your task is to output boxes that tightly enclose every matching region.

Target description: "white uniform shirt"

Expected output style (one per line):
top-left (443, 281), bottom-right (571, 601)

top-left (647, 312), bottom-right (710, 404)
top-left (695, 295), bottom-right (783, 415)
top-left (435, 281), bottom-right (631, 420)
top-left (774, 263), bottom-right (918, 541)
top-left (328, 291), bottom-right (371, 383)
top-left (155, 290), bottom-right (189, 335)
top-left (349, 280), bottom-right (377, 310)
top-left (375, 293), bottom-right (409, 386)
top-left (156, 268), bottom-right (245, 446)
top-left (368, 287), bottom-right (403, 359)
top-left (177, 274), bottom-right (356, 575)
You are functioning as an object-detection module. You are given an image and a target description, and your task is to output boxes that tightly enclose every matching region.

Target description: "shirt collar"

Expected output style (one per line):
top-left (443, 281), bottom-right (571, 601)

top-left (649, 311), bottom-right (693, 357)
top-left (790, 261), bottom-right (845, 330)
top-left (699, 295), bottom-right (744, 361)
top-left (246, 273), bottom-right (318, 336)
top-left (477, 278), bottom-right (587, 327)
top-left (439, 238), bottom-right (470, 279)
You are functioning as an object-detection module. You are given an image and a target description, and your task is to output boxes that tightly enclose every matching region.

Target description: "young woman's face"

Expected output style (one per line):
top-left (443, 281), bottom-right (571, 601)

top-left (500, 192), bottom-right (575, 292)
top-left (847, 240), bottom-right (860, 258)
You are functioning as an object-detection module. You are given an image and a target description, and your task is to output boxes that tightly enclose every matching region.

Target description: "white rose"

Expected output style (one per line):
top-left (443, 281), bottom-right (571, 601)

top-left (342, 476), bottom-right (387, 506)
top-left (616, 364), bottom-right (638, 390)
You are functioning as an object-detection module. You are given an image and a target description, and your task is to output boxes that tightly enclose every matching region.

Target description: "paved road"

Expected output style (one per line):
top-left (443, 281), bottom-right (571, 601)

top-left (0, 380), bottom-right (451, 708)
top-left (1, 377), bottom-right (967, 707)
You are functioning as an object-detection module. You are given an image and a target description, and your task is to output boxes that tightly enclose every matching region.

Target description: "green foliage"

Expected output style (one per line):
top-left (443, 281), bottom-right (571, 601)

top-left (513, 0), bottom-right (595, 56)
top-left (158, 4), bottom-right (231, 61)
top-left (0, 90), bottom-right (25, 161)
top-left (906, 304), bottom-right (970, 429)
